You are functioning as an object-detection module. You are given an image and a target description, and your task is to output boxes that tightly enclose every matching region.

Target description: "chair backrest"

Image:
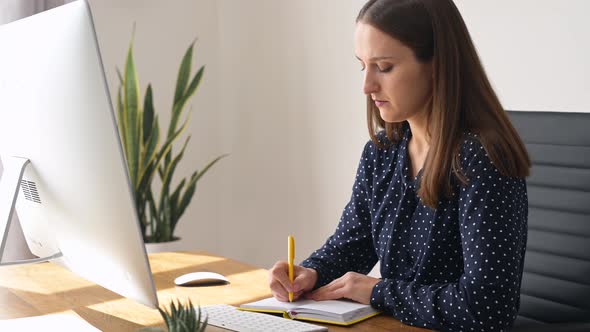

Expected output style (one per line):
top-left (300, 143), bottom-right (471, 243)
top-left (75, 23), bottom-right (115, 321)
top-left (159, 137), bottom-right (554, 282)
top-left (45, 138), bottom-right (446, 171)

top-left (508, 111), bottom-right (590, 327)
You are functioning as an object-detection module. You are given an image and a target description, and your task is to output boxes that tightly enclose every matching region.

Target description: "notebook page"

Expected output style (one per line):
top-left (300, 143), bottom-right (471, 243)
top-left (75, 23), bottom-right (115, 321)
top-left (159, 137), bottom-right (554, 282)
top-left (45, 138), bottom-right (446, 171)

top-left (241, 297), bottom-right (304, 311)
top-left (297, 299), bottom-right (372, 315)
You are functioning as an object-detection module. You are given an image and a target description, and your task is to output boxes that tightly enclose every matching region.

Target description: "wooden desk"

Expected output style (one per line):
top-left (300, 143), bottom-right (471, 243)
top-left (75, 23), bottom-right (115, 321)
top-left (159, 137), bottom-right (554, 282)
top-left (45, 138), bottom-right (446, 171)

top-left (0, 251), bottom-right (430, 331)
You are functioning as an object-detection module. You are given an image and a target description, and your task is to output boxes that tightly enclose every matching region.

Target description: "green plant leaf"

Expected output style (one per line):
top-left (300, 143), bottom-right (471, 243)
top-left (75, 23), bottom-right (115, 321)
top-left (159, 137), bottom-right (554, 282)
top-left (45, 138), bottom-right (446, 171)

top-left (183, 65), bottom-right (205, 106)
top-left (173, 43), bottom-right (194, 107)
top-left (192, 153), bottom-right (228, 185)
top-left (138, 116), bottom-right (160, 190)
top-left (143, 84), bottom-right (155, 145)
top-left (169, 179), bottom-right (186, 226)
top-left (159, 136), bottom-right (190, 232)
top-left (148, 117), bottom-right (190, 240)
top-left (154, 199), bottom-right (169, 242)
top-left (157, 299), bottom-right (206, 332)
top-left (165, 64), bottom-right (203, 171)
top-left (171, 171), bottom-right (196, 232)
top-left (159, 137), bottom-right (190, 209)
top-left (159, 109), bottom-right (191, 164)
top-left (167, 66), bottom-right (204, 141)
top-left (116, 67), bottom-right (123, 84)
top-left (146, 115), bottom-right (191, 197)
top-left (173, 153), bottom-right (228, 232)
top-left (145, 188), bottom-right (158, 242)
top-left (137, 160), bottom-right (157, 203)
top-left (155, 109), bottom-right (193, 240)
top-left (158, 307), bottom-right (172, 327)
top-left (123, 42), bottom-right (142, 188)
top-left (116, 85), bottom-right (127, 155)
top-left (115, 68), bottom-right (127, 159)
top-left (175, 174), bottom-right (196, 230)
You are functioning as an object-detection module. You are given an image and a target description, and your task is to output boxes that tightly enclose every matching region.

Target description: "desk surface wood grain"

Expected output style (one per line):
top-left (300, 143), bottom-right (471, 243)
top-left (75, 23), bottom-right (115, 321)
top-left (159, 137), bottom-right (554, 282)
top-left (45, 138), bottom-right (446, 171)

top-left (0, 251), bottom-right (430, 331)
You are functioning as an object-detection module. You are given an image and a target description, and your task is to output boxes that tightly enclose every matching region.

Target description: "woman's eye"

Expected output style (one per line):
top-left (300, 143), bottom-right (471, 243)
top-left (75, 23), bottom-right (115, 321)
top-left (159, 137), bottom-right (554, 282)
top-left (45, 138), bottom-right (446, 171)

top-left (378, 66), bottom-right (393, 73)
top-left (359, 64), bottom-right (392, 72)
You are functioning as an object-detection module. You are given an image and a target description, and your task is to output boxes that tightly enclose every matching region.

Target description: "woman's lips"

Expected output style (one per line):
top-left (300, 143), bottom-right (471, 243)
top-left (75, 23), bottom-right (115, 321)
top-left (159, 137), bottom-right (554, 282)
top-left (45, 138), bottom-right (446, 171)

top-left (374, 100), bottom-right (388, 107)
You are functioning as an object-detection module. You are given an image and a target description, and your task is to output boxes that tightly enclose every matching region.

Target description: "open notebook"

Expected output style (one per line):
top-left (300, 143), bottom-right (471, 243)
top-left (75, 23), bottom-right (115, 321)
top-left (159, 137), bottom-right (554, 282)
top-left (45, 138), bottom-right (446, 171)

top-left (238, 297), bottom-right (381, 326)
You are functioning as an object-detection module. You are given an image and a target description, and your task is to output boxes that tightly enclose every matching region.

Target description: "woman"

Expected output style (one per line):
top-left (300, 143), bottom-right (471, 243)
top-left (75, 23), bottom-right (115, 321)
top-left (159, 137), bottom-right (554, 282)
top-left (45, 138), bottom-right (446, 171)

top-left (269, 0), bottom-right (530, 331)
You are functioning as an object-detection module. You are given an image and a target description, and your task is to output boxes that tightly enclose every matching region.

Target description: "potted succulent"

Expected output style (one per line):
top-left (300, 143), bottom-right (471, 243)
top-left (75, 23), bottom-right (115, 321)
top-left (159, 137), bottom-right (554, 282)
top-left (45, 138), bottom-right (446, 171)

top-left (116, 35), bottom-right (226, 250)
top-left (139, 299), bottom-right (207, 332)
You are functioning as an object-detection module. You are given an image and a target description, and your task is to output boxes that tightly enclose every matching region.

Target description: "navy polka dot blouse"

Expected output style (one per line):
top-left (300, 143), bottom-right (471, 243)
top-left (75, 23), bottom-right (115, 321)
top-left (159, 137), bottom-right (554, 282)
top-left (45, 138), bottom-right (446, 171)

top-left (301, 124), bottom-right (528, 332)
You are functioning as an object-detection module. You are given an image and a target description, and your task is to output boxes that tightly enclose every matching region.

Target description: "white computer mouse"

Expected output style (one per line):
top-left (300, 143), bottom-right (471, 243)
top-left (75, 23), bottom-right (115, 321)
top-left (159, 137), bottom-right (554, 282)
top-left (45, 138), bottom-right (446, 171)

top-left (174, 271), bottom-right (230, 287)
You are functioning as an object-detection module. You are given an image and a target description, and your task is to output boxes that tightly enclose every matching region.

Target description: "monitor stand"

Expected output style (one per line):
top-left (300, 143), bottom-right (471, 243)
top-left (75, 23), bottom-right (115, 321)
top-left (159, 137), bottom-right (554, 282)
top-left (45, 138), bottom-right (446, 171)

top-left (0, 156), bottom-right (62, 266)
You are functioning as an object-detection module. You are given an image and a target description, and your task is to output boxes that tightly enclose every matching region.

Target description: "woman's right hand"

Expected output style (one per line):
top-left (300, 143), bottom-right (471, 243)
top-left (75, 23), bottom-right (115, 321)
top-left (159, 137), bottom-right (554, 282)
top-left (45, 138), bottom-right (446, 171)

top-left (268, 261), bottom-right (318, 302)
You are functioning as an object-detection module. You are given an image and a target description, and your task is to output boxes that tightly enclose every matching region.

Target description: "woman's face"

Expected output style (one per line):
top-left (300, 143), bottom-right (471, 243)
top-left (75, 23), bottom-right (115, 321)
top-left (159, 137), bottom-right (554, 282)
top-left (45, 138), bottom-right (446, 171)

top-left (354, 22), bottom-right (433, 123)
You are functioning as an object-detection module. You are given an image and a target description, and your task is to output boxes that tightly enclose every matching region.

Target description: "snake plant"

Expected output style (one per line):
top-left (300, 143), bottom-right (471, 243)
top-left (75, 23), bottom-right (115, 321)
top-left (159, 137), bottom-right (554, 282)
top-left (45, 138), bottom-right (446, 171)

top-left (116, 37), bottom-right (226, 243)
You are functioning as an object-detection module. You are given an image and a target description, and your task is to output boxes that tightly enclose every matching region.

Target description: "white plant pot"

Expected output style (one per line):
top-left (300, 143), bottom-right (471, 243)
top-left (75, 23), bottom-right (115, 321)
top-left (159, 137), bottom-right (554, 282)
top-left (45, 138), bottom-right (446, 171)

top-left (145, 236), bottom-right (182, 254)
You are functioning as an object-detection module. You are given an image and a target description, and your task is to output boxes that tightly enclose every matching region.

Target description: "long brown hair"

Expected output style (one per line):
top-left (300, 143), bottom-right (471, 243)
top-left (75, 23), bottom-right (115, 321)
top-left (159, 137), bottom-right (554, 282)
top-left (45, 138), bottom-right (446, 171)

top-left (357, 0), bottom-right (530, 208)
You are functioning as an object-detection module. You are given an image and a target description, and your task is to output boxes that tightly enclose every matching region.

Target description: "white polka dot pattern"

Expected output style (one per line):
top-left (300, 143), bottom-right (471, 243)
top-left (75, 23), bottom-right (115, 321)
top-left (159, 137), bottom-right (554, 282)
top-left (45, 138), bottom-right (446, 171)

top-left (301, 126), bottom-right (528, 332)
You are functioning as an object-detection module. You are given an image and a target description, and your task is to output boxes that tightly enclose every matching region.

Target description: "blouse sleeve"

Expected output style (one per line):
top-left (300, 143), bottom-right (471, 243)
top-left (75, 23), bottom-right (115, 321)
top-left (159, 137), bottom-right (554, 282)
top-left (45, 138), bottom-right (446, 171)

top-left (301, 141), bottom-right (378, 288)
top-left (370, 139), bottom-right (528, 332)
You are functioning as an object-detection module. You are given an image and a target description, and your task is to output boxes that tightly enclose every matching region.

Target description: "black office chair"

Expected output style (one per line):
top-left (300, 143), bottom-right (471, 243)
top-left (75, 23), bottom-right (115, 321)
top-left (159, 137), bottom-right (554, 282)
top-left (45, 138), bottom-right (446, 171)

top-left (508, 111), bottom-right (590, 332)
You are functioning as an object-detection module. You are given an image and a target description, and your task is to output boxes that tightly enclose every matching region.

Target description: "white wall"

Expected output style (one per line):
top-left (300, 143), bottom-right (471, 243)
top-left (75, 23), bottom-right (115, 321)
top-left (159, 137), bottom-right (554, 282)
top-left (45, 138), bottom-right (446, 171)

top-left (213, 0), bottom-right (368, 268)
top-left (454, 0), bottom-right (590, 113)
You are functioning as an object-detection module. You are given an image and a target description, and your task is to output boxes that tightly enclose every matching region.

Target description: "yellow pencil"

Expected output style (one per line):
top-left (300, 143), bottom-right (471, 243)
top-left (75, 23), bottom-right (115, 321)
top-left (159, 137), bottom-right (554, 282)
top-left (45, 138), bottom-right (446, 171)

top-left (288, 235), bottom-right (295, 302)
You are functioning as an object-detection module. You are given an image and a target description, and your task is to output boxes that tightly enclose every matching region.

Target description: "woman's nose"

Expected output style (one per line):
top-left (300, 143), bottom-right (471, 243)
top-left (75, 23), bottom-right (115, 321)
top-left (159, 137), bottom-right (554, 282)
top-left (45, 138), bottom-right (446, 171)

top-left (363, 72), bottom-right (378, 95)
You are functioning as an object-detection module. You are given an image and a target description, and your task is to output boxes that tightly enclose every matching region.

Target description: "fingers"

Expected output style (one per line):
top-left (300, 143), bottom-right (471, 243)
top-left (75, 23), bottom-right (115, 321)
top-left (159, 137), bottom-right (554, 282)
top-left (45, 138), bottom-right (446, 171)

top-left (271, 266), bottom-right (378, 304)
top-left (269, 261), bottom-right (292, 301)
top-left (269, 262), bottom-right (318, 302)
top-left (292, 289), bottom-right (306, 301)
top-left (292, 266), bottom-right (317, 293)
top-left (274, 292), bottom-right (290, 302)
top-left (309, 272), bottom-right (380, 304)
top-left (310, 278), bottom-right (347, 301)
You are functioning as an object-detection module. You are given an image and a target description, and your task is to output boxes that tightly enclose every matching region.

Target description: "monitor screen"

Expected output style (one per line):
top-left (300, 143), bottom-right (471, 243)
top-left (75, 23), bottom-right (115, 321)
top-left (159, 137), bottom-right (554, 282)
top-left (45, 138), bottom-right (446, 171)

top-left (0, 0), bottom-right (158, 308)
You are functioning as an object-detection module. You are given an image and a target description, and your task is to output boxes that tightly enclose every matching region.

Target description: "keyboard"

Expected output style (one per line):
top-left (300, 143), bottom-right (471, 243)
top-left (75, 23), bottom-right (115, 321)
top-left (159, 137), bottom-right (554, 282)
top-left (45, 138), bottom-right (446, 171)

top-left (202, 304), bottom-right (328, 332)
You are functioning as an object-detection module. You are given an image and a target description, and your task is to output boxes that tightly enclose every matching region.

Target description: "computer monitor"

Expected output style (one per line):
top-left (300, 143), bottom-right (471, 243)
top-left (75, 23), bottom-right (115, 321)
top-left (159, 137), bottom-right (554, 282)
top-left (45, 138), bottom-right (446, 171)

top-left (0, 0), bottom-right (159, 308)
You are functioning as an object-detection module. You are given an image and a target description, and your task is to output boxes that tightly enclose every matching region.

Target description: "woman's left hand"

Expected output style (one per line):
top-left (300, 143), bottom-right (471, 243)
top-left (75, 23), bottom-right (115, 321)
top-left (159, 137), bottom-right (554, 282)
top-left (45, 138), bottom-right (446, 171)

top-left (306, 272), bottom-right (380, 304)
